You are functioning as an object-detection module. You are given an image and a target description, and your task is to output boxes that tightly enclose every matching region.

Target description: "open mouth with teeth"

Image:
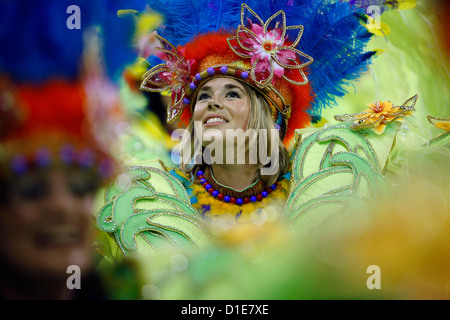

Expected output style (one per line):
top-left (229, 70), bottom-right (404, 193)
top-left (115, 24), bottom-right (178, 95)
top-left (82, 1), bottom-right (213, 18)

top-left (204, 117), bottom-right (229, 126)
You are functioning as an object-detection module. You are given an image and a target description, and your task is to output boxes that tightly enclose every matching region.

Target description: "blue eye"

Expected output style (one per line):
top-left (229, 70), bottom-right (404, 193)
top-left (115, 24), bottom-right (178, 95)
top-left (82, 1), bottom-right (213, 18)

top-left (226, 91), bottom-right (240, 98)
top-left (198, 93), bottom-right (210, 101)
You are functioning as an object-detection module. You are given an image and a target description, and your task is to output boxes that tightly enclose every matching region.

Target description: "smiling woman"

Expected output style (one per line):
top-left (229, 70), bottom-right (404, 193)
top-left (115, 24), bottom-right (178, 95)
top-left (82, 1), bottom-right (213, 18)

top-left (0, 81), bottom-right (117, 300)
top-left (0, 168), bottom-right (99, 299)
top-left (173, 77), bottom-right (291, 218)
top-left (136, 5), bottom-right (316, 222)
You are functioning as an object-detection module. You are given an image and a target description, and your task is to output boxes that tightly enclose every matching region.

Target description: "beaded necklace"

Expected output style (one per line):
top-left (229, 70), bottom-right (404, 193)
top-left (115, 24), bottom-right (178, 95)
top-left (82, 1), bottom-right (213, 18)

top-left (196, 167), bottom-right (278, 205)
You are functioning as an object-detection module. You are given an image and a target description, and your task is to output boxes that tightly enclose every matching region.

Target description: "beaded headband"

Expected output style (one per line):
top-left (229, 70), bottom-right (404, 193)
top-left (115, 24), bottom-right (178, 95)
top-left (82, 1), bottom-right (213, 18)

top-left (0, 79), bottom-right (117, 180)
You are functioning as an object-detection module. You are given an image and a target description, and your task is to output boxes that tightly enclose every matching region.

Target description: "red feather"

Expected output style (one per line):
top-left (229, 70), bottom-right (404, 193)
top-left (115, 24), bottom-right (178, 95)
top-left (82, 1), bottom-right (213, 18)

top-left (9, 79), bottom-right (87, 141)
top-left (181, 31), bottom-right (234, 69)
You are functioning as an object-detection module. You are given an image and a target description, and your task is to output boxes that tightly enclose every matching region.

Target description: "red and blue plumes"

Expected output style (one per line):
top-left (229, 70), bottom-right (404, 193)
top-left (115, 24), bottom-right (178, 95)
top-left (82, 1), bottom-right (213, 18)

top-left (0, 0), bottom-right (144, 177)
top-left (146, 0), bottom-right (376, 129)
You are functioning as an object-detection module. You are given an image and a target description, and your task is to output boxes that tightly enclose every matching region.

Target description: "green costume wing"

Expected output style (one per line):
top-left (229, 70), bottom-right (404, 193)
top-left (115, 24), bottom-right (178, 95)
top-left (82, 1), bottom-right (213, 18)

top-left (96, 161), bottom-right (209, 255)
top-left (284, 122), bottom-right (399, 235)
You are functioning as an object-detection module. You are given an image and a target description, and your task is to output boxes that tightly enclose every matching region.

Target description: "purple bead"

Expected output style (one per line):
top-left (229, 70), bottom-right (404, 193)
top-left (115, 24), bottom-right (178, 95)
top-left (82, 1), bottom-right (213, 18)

top-left (200, 178), bottom-right (207, 184)
top-left (224, 195), bottom-right (231, 203)
top-left (207, 67), bottom-right (215, 75)
top-left (236, 198), bottom-right (243, 205)
top-left (197, 170), bottom-right (204, 176)
top-left (99, 159), bottom-right (113, 178)
top-left (60, 144), bottom-right (75, 164)
top-left (220, 66), bottom-right (228, 74)
top-left (189, 82), bottom-right (197, 90)
top-left (261, 191), bottom-right (268, 198)
top-left (205, 184), bottom-right (212, 190)
top-left (183, 97), bottom-right (190, 104)
top-left (241, 71), bottom-right (249, 79)
top-left (270, 184), bottom-right (277, 190)
top-left (11, 155), bottom-right (27, 175)
top-left (212, 190), bottom-right (219, 197)
top-left (78, 149), bottom-right (95, 168)
top-left (195, 73), bottom-right (202, 81)
top-left (35, 148), bottom-right (51, 167)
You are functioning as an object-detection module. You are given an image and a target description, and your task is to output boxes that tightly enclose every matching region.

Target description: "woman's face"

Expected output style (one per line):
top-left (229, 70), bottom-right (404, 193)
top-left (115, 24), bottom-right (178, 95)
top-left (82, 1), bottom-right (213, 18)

top-left (193, 78), bottom-right (251, 143)
top-left (0, 167), bottom-right (97, 280)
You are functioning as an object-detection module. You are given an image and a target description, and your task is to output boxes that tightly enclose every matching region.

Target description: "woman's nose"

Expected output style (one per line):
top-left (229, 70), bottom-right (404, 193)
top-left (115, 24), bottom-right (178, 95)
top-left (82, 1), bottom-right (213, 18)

top-left (42, 178), bottom-right (81, 223)
top-left (207, 99), bottom-right (224, 110)
top-left (45, 188), bottom-right (78, 221)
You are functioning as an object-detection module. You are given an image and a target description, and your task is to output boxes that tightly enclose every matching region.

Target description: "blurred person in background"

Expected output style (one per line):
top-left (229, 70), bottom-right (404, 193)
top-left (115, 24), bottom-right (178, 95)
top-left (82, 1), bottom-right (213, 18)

top-left (0, 0), bottom-right (143, 299)
top-left (0, 80), bottom-right (112, 299)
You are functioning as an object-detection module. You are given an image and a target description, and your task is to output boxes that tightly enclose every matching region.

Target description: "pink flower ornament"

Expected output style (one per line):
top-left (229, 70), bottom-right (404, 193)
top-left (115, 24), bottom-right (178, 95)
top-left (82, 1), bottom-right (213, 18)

top-left (227, 4), bottom-right (313, 89)
top-left (140, 35), bottom-right (193, 123)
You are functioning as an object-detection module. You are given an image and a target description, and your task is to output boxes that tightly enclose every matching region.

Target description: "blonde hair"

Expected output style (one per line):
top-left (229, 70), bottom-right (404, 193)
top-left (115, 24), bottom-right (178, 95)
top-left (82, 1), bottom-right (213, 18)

top-left (176, 80), bottom-right (290, 187)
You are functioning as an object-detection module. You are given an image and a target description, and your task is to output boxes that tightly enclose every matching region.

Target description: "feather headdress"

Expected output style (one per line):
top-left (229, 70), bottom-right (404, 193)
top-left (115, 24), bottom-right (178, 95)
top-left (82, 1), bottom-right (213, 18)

top-left (139, 0), bottom-right (379, 146)
top-left (0, 0), bottom-right (143, 178)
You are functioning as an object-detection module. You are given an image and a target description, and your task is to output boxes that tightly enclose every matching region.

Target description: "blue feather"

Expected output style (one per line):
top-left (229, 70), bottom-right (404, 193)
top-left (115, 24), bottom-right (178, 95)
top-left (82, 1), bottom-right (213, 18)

top-left (214, 0), bottom-right (224, 31)
top-left (347, 0), bottom-right (402, 13)
top-left (298, 1), bottom-right (375, 113)
top-left (147, 0), bottom-right (273, 45)
top-left (0, 0), bottom-right (143, 83)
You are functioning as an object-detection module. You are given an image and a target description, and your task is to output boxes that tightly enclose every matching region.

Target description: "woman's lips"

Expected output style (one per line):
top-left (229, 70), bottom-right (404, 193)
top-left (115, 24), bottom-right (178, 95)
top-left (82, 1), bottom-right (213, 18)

top-left (204, 116), bottom-right (228, 126)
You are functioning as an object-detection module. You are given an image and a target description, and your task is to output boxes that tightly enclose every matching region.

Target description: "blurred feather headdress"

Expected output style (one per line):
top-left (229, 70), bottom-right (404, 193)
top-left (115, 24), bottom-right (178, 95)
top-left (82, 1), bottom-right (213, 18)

top-left (0, 0), bottom-right (143, 178)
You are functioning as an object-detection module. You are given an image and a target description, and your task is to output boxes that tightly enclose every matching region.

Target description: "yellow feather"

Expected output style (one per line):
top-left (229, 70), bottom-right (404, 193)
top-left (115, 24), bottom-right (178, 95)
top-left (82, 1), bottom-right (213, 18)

top-left (135, 12), bottom-right (163, 36)
top-left (365, 19), bottom-right (391, 37)
top-left (394, 0), bottom-right (417, 10)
